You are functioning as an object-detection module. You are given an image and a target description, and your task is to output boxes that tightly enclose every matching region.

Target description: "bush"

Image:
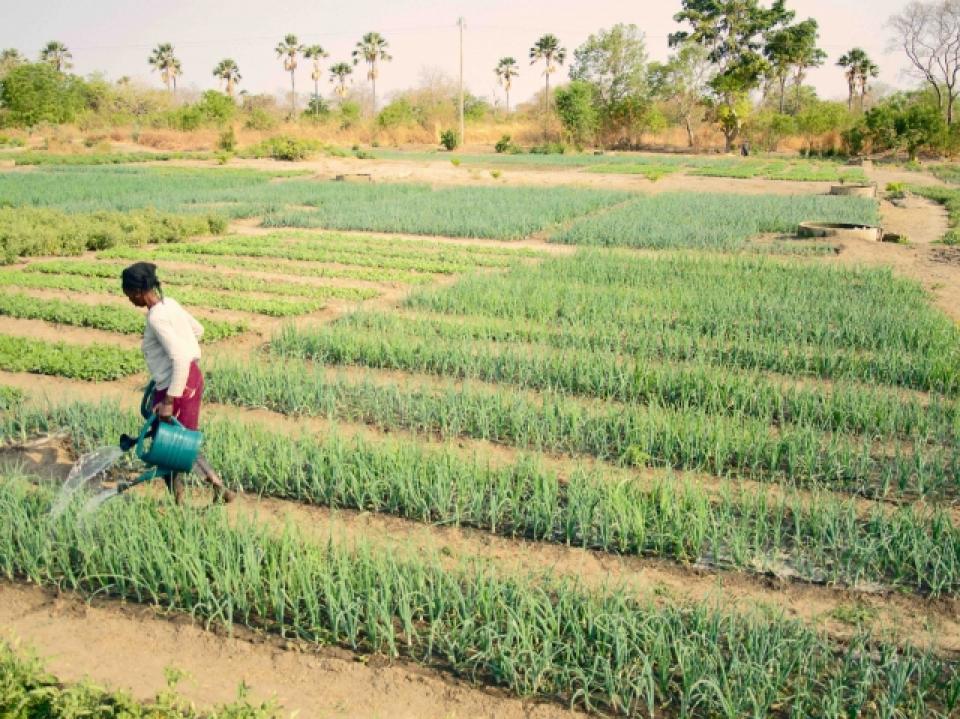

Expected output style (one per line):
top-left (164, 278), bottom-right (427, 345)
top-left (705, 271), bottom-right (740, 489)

top-left (0, 207), bottom-right (225, 263)
top-left (0, 134), bottom-right (24, 148)
top-left (339, 101), bottom-right (361, 129)
top-left (0, 63), bottom-right (88, 126)
top-left (495, 134), bottom-right (513, 153)
top-left (240, 135), bottom-right (321, 161)
top-left (530, 142), bottom-right (567, 155)
top-left (377, 98), bottom-right (416, 128)
top-left (243, 107), bottom-right (277, 131)
top-left (440, 129), bottom-right (459, 151)
top-left (217, 126), bottom-right (237, 152)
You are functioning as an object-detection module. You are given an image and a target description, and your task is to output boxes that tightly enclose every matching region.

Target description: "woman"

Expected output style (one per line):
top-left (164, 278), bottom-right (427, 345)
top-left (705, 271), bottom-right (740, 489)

top-left (121, 262), bottom-right (234, 504)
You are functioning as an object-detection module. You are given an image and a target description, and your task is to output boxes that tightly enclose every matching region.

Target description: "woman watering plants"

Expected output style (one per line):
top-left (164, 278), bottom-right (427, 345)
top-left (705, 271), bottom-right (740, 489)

top-left (121, 262), bottom-right (234, 505)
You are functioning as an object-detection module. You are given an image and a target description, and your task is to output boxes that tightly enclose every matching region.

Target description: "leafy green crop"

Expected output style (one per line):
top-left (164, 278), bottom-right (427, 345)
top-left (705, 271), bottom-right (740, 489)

top-left (0, 291), bottom-right (244, 340)
top-left (0, 334), bottom-right (141, 380)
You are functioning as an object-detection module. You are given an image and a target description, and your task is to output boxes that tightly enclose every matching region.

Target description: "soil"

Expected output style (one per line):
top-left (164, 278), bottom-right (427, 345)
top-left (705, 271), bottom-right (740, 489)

top-left (217, 155), bottom-right (833, 196)
top-left (0, 583), bottom-right (585, 719)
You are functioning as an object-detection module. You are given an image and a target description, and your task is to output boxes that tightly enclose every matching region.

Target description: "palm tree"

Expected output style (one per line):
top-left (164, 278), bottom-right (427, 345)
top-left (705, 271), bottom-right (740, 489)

top-left (275, 34), bottom-right (304, 116)
top-left (213, 58), bottom-right (241, 97)
top-left (529, 34), bottom-right (566, 121)
top-left (494, 57), bottom-right (519, 113)
top-left (329, 62), bottom-right (353, 105)
top-left (148, 43), bottom-right (181, 94)
top-left (303, 44), bottom-right (329, 117)
top-left (352, 32), bottom-right (391, 113)
top-left (837, 48), bottom-right (877, 111)
top-left (39, 41), bottom-right (72, 72)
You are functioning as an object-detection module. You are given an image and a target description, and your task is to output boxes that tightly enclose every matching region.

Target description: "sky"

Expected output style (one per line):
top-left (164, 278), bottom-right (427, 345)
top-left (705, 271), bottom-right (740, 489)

top-left (1, 0), bottom-right (919, 106)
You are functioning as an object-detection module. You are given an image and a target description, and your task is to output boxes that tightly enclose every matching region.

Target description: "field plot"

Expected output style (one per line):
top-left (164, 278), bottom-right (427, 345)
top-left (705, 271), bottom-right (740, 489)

top-left (372, 149), bottom-right (870, 182)
top-left (0, 166), bottom-right (631, 241)
top-left (553, 193), bottom-right (879, 249)
top-left (2, 159), bottom-right (960, 718)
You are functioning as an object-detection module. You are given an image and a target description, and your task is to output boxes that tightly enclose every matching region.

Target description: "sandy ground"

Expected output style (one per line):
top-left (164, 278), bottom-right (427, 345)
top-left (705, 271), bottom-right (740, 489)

top-left (0, 583), bottom-right (585, 719)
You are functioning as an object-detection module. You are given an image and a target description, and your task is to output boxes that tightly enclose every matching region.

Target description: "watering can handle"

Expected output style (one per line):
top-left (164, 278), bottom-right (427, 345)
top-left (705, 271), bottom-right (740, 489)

top-left (140, 381), bottom-right (157, 420)
top-left (135, 413), bottom-right (184, 461)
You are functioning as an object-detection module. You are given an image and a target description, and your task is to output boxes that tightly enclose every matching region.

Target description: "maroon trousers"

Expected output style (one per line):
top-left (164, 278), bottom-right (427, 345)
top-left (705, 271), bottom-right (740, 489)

top-left (152, 360), bottom-right (204, 430)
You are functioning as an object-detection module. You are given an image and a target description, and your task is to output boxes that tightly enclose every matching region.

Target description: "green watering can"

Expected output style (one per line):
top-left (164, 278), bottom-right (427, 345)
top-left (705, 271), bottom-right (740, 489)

top-left (116, 381), bottom-right (203, 493)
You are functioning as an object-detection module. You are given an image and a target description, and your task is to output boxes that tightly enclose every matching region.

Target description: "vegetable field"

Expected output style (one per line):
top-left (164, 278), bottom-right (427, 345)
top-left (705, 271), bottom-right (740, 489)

top-left (1, 156), bottom-right (958, 717)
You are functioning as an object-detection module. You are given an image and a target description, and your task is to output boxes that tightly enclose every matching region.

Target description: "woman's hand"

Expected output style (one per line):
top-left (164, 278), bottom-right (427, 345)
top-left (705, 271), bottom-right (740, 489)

top-left (154, 396), bottom-right (175, 421)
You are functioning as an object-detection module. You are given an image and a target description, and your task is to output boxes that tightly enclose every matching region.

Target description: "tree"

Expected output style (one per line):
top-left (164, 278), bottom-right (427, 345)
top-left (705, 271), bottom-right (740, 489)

top-left (529, 34), bottom-right (567, 130)
top-left (352, 32), bottom-right (391, 113)
top-left (212, 58), bottom-right (241, 97)
top-left (837, 48), bottom-right (879, 111)
top-left (39, 41), bottom-right (72, 73)
top-left (670, 0), bottom-right (793, 150)
top-left (554, 81), bottom-right (598, 146)
top-left (0, 62), bottom-right (86, 125)
top-left (329, 62), bottom-right (353, 105)
top-left (569, 24), bottom-right (650, 144)
top-left (494, 57), bottom-right (519, 112)
top-left (276, 34), bottom-right (303, 116)
top-left (888, 0), bottom-right (960, 124)
top-left (0, 49), bottom-right (24, 80)
top-left (764, 19), bottom-right (825, 113)
top-left (303, 45), bottom-right (329, 118)
top-left (148, 43), bottom-right (181, 94)
top-left (650, 43), bottom-right (712, 147)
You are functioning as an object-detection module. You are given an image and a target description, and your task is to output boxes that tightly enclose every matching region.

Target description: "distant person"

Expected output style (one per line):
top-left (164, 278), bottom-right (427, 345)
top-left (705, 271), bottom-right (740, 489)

top-left (740, 141), bottom-right (750, 157)
top-left (121, 261), bottom-right (234, 504)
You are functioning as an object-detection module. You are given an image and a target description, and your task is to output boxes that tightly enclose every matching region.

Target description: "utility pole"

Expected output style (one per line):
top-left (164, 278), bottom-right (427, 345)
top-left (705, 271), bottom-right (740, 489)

top-left (458, 16), bottom-right (465, 147)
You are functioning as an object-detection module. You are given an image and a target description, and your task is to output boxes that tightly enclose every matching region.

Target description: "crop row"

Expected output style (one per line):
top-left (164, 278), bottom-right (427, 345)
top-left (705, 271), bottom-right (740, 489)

top-left (0, 334), bottom-right (141, 380)
top-left (584, 159), bottom-right (866, 183)
top-left (404, 251), bottom-right (959, 393)
top-left (187, 232), bottom-right (542, 266)
top-left (551, 193), bottom-right (879, 249)
top-left (100, 237), bottom-right (513, 275)
top-left (0, 271), bottom-right (327, 318)
top-left (12, 150), bottom-right (215, 166)
top-left (10, 399), bottom-right (960, 595)
top-left (0, 291), bottom-right (245, 340)
top-left (97, 247), bottom-right (437, 284)
top-left (0, 206), bottom-right (224, 264)
top-left (205, 358), bottom-right (959, 500)
top-left (2, 477), bottom-right (958, 716)
top-left (22, 260), bottom-right (380, 302)
top-left (2, 166), bottom-right (631, 241)
top-left (271, 323), bottom-right (959, 442)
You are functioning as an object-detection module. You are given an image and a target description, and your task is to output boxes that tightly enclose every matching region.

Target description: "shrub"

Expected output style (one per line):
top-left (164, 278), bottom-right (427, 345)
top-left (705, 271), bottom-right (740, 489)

top-left (377, 98), bottom-right (416, 128)
top-left (530, 142), bottom-right (567, 155)
top-left (240, 135), bottom-right (321, 161)
top-left (495, 134), bottom-right (513, 153)
top-left (243, 107), bottom-right (277, 131)
top-left (451, 158), bottom-right (461, 167)
top-left (440, 129), bottom-right (459, 151)
top-left (217, 126), bottom-right (237, 152)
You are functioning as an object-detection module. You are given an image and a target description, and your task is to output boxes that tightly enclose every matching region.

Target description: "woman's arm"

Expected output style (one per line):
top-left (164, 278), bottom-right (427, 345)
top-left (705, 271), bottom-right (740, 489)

top-left (187, 311), bottom-right (204, 340)
top-left (149, 313), bottom-right (195, 399)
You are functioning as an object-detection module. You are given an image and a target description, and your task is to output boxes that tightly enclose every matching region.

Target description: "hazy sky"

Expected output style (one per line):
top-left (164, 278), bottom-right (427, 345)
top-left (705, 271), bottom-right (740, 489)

top-left (2, 0), bottom-right (918, 106)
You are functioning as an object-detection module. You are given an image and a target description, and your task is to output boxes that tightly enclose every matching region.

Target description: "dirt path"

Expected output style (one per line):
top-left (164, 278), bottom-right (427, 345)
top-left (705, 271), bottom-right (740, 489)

top-left (0, 583), bottom-right (585, 719)
top-left (183, 156), bottom-right (833, 196)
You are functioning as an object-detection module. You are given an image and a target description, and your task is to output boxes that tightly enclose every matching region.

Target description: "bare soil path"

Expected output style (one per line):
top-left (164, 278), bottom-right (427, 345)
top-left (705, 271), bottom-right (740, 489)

top-left (0, 583), bottom-right (585, 719)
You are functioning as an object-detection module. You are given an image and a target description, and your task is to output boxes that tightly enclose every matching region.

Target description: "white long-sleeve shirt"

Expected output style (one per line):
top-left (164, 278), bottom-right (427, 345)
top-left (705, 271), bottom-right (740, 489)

top-left (143, 297), bottom-right (203, 397)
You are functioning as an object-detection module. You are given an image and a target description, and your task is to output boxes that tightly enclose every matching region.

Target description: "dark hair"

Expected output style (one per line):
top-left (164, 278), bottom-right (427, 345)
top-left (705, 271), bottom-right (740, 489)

top-left (121, 262), bottom-right (161, 294)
